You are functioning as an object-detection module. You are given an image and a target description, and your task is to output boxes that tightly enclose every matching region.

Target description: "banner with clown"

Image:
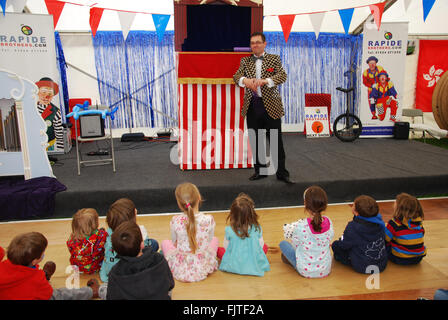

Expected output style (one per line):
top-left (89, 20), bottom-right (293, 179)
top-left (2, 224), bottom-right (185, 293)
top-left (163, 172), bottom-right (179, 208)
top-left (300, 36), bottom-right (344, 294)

top-left (0, 13), bottom-right (64, 153)
top-left (359, 22), bottom-right (408, 138)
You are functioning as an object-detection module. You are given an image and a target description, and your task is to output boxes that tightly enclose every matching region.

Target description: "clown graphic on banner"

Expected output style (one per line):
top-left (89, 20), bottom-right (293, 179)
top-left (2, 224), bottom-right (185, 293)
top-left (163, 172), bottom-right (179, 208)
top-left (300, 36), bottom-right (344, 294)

top-left (0, 13), bottom-right (65, 154)
top-left (35, 77), bottom-right (64, 151)
top-left (359, 22), bottom-right (408, 138)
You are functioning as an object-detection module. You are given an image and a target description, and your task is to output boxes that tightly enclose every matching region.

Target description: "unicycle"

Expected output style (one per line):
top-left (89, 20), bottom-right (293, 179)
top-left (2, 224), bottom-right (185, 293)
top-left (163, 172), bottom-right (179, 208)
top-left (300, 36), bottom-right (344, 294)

top-left (333, 86), bottom-right (363, 142)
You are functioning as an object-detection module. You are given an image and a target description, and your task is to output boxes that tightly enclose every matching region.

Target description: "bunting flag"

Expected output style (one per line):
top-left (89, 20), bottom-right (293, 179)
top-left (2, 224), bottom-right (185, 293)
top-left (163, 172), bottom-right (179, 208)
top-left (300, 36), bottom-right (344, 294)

top-left (1, 0), bottom-right (439, 44)
top-left (403, 0), bottom-right (412, 12)
top-left (44, 0), bottom-right (66, 28)
top-left (117, 11), bottom-right (136, 40)
top-left (278, 15), bottom-right (296, 43)
top-left (422, 0), bottom-right (436, 22)
top-left (369, 2), bottom-right (386, 30)
top-left (1, 0), bottom-right (6, 16)
top-left (309, 12), bottom-right (326, 39)
top-left (152, 14), bottom-right (171, 43)
top-left (338, 8), bottom-right (354, 34)
top-left (89, 7), bottom-right (104, 37)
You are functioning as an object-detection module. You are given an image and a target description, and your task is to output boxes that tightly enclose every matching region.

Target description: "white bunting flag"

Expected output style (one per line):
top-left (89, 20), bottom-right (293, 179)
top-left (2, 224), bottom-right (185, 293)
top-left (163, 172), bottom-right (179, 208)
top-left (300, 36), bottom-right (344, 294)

top-left (309, 12), bottom-right (326, 39)
top-left (117, 11), bottom-right (136, 40)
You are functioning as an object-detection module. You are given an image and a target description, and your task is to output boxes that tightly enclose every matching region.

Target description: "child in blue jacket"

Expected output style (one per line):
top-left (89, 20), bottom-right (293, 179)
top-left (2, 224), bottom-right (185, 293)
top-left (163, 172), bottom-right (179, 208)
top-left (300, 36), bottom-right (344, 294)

top-left (331, 195), bottom-right (387, 274)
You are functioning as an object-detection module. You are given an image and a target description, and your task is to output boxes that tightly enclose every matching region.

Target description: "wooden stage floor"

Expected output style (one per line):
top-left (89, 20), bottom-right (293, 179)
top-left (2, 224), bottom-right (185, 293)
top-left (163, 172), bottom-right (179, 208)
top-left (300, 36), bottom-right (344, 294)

top-left (1, 198), bottom-right (447, 300)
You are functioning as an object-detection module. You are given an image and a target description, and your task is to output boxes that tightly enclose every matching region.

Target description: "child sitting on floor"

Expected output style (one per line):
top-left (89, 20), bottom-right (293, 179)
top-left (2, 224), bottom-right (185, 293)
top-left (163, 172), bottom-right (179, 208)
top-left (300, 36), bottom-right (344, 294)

top-left (100, 198), bottom-right (159, 282)
top-left (104, 221), bottom-right (174, 300)
top-left (0, 232), bottom-right (98, 300)
top-left (161, 182), bottom-right (219, 282)
top-left (67, 208), bottom-right (108, 274)
top-left (332, 195), bottom-right (388, 273)
top-left (280, 185), bottom-right (334, 278)
top-left (385, 193), bottom-right (426, 265)
top-left (218, 193), bottom-right (270, 276)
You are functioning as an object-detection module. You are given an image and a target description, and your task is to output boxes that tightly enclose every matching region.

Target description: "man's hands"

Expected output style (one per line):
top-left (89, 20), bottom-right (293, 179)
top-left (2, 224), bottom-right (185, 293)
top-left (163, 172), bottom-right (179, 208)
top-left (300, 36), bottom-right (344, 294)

top-left (243, 78), bottom-right (268, 92)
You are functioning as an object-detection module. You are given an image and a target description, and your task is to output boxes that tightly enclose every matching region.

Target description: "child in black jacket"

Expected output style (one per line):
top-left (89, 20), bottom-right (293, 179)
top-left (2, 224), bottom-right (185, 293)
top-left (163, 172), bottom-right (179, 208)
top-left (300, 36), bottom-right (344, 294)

top-left (331, 195), bottom-right (388, 274)
top-left (104, 221), bottom-right (174, 300)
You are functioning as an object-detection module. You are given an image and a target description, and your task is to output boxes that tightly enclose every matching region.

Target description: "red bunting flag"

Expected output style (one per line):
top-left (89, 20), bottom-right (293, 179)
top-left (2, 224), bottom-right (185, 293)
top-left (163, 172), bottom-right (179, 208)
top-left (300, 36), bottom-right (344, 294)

top-left (89, 7), bottom-right (104, 37)
top-left (415, 40), bottom-right (448, 112)
top-left (278, 15), bottom-right (296, 43)
top-left (44, 0), bottom-right (66, 28)
top-left (369, 2), bottom-right (386, 30)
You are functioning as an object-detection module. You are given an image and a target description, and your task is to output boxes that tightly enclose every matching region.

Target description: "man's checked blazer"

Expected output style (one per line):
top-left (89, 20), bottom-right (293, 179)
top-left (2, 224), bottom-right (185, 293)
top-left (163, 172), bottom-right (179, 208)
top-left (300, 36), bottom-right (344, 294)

top-left (233, 53), bottom-right (287, 120)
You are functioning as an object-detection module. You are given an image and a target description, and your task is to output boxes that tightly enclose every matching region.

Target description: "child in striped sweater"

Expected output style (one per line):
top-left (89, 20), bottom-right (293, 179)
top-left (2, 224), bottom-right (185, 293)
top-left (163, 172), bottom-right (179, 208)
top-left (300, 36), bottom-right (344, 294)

top-left (385, 193), bottom-right (426, 265)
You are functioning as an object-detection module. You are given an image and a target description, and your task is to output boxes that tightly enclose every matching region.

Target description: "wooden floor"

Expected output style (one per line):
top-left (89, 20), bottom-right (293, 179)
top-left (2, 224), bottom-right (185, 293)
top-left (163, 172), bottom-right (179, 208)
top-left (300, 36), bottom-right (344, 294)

top-left (1, 198), bottom-right (447, 300)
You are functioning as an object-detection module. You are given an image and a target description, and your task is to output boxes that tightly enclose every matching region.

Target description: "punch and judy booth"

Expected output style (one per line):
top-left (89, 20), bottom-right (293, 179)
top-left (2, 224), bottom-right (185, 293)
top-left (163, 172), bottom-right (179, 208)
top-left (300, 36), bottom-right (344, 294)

top-left (175, 0), bottom-right (263, 170)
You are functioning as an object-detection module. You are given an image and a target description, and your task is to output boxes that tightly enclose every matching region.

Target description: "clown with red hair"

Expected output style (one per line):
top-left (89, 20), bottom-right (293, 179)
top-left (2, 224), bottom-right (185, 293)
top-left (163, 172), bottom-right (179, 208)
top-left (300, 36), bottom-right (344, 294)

top-left (35, 77), bottom-right (64, 151)
top-left (369, 70), bottom-right (399, 122)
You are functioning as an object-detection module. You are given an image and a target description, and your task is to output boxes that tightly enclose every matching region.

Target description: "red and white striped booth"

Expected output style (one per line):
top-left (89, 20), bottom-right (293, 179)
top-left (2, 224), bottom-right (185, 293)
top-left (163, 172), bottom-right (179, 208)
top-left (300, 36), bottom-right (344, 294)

top-left (177, 52), bottom-right (254, 170)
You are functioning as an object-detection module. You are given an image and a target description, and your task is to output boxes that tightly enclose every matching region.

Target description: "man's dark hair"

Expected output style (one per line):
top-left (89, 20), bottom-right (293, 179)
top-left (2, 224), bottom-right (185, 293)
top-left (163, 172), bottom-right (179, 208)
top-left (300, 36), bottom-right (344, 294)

top-left (111, 221), bottom-right (143, 257)
top-left (250, 32), bottom-right (266, 42)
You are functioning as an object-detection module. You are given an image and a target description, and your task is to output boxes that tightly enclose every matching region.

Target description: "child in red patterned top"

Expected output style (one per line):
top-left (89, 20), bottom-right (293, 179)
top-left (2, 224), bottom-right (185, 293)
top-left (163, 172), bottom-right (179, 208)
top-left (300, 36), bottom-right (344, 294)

top-left (67, 208), bottom-right (108, 274)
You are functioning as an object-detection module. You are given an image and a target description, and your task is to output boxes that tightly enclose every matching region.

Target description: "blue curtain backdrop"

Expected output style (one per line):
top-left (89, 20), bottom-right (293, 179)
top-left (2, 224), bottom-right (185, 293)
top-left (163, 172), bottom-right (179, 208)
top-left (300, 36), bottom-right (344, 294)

top-left (92, 31), bottom-right (362, 130)
top-left (264, 32), bottom-right (363, 124)
top-left (92, 31), bottom-right (177, 130)
top-left (55, 31), bottom-right (69, 118)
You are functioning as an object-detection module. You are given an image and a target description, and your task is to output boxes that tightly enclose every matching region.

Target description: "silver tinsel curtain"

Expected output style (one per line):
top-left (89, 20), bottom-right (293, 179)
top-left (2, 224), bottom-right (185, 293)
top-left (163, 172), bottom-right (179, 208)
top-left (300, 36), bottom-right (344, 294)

top-left (264, 32), bottom-right (363, 125)
top-left (92, 31), bottom-right (362, 129)
top-left (92, 31), bottom-right (177, 130)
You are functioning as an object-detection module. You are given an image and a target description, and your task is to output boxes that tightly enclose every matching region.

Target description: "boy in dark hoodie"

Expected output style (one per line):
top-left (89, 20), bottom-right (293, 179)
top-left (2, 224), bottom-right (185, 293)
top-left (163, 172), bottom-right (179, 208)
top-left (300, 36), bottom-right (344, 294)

top-left (331, 195), bottom-right (388, 274)
top-left (105, 221), bottom-right (174, 300)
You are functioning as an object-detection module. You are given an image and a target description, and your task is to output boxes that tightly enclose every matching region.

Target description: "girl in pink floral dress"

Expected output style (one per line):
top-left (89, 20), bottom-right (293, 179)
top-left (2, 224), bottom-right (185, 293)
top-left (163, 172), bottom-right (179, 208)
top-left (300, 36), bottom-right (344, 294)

top-left (161, 183), bottom-right (219, 282)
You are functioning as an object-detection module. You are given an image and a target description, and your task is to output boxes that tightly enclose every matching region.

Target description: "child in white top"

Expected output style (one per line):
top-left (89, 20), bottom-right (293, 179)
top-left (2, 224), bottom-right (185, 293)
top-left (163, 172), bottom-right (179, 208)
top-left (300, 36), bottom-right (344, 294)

top-left (161, 183), bottom-right (218, 282)
top-left (279, 185), bottom-right (334, 278)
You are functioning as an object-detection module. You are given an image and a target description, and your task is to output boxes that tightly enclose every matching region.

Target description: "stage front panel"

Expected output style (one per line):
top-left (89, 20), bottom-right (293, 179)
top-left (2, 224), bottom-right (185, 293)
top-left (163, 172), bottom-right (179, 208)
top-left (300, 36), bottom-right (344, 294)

top-left (178, 83), bottom-right (253, 170)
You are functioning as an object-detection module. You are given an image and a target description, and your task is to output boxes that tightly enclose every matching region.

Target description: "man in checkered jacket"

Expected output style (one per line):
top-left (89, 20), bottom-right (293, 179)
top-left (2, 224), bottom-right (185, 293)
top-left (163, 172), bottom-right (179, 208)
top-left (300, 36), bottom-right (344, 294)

top-left (233, 32), bottom-right (293, 184)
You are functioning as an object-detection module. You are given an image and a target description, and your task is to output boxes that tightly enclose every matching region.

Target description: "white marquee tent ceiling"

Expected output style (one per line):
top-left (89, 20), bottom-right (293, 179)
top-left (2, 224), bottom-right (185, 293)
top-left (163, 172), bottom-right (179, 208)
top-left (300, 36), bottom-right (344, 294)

top-left (6, 0), bottom-right (446, 35)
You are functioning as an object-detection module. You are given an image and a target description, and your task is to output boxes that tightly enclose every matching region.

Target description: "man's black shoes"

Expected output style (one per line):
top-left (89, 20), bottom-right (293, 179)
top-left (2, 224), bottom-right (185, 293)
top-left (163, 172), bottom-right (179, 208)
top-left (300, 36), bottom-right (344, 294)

top-left (249, 173), bottom-right (267, 181)
top-left (277, 175), bottom-right (295, 184)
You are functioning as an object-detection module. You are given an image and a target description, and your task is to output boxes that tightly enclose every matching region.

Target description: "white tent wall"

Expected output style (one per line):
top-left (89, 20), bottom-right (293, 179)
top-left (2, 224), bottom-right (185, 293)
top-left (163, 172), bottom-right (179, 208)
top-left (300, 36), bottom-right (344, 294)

top-left (59, 34), bottom-right (100, 104)
top-left (11, 0), bottom-right (448, 136)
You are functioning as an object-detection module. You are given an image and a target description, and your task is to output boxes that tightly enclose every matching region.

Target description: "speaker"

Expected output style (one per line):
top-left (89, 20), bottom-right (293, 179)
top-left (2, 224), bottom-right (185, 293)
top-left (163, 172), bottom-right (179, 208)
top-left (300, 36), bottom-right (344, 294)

top-left (121, 132), bottom-right (145, 142)
top-left (79, 114), bottom-right (105, 138)
top-left (393, 121), bottom-right (409, 140)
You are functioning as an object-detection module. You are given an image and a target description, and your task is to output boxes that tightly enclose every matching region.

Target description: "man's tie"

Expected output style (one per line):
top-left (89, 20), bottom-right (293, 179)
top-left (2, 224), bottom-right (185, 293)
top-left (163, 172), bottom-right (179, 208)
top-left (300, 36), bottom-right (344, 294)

top-left (252, 55), bottom-right (264, 62)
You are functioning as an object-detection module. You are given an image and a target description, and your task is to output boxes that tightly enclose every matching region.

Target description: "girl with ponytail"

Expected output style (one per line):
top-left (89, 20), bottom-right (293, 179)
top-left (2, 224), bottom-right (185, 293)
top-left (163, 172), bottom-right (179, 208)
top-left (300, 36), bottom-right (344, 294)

top-left (161, 183), bottom-right (219, 282)
top-left (279, 186), bottom-right (334, 278)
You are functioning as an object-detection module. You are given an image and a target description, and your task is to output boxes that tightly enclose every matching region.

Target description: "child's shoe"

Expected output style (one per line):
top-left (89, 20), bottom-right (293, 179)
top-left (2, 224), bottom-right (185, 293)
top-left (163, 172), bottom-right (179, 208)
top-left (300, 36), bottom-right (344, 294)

top-left (43, 261), bottom-right (56, 281)
top-left (281, 253), bottom-right (294, 268)
top-left (87, 279), bottom-right (100, 299)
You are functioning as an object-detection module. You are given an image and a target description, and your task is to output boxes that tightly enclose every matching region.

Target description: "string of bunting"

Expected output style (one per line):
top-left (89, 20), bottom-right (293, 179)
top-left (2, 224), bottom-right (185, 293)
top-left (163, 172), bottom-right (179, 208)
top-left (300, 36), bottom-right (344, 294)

top-left (0, 0), bottom-right (438, 42)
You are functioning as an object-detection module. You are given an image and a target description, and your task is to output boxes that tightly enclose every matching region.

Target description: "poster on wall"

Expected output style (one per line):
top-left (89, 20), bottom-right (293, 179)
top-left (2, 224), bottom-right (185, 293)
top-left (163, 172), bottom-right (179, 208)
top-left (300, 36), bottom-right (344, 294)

top-left (0, 13), bottom-right (64, 154)
top-left (304, 107), bottom-right (330, 138)
top-left (359, 22), bottom-right (408, 138)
